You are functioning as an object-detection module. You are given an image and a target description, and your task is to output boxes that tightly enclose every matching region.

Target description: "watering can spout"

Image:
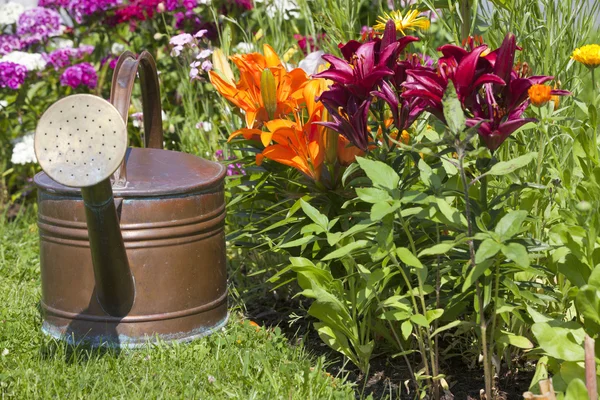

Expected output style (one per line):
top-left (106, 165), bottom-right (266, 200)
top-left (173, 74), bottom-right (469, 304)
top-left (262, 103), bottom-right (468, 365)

top-left (35, 94), bottom-right (135, 318)
top-left (81, 179), bottom-right (135, 317)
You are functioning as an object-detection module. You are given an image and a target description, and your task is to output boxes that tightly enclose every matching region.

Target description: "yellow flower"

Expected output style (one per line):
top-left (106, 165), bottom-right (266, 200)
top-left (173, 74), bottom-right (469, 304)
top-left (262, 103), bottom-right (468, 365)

top-left (528, 84), bottom-right (552, 107)
top-left (572, 44), bottom-right (600, 69)
top-left (373, 9), bottom-right (431, 36)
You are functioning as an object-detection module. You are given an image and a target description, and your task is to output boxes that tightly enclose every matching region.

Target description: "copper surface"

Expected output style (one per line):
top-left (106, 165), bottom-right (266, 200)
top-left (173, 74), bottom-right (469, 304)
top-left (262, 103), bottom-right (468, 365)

top-left (34, 51), bottom-right (228, 346)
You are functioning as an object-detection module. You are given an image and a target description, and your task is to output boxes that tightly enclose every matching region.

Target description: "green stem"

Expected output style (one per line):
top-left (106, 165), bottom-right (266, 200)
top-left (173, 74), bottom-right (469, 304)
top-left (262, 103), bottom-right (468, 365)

top-left (479, 175), bottom-right (488, 212)
top-left (397, 213), bottom-right (438, 398)
top-left (458, 147), bottom-right (493, 399)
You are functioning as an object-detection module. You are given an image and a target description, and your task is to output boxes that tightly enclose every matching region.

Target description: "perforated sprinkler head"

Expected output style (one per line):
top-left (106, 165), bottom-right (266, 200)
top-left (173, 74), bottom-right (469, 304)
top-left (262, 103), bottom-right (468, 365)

top-left (35, 94), bottom-right (127, 188)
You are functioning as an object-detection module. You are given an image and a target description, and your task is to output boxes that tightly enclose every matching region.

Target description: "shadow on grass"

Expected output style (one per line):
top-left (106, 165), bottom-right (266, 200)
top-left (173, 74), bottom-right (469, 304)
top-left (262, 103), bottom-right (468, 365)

top-left (37, 290), bottom-right (124, 364)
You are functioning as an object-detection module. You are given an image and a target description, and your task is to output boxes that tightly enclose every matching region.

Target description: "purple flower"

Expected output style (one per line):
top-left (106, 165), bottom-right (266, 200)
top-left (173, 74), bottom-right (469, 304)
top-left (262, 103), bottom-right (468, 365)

top-left (45, 45), bottom-right (95, 70)
top-left (165, 0), bottom-right (179, 11)
top-left (38, 0), bottom-right (70, 7)
top-left (60, 62), bottom-right (97, 89)
top-left (67, 0), bottom-right (121, 23)
top-left (201, 60), bottom-right (212, 71)
top-left (182, 0), bottom-right (197, 10)
top-left (77, 44), bottom-right (95, 57)
top-left (45, 48), bottom-right (73, 70)
top-left (0, 62), bottom-right (27, 90)
top-left (17, 7), bottom-right (62, 46)
top-left (215, 149), bottom-right (245, 176)
top-left (0, 35), bottom-right (23, 56)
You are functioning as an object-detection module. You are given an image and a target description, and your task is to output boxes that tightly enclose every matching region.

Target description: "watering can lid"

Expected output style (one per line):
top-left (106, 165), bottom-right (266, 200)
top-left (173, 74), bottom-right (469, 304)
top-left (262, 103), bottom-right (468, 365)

top-left (34, 147), bottom-right (226, 198)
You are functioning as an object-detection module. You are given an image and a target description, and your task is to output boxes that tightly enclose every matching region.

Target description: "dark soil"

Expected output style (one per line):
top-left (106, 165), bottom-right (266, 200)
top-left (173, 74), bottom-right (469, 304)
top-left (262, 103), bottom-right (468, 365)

top-left (240, 287), bottom-right (534, 400)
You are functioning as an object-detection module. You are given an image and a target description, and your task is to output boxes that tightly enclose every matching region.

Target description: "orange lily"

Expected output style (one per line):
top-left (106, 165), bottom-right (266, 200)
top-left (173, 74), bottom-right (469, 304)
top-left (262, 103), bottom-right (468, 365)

top-left (209, 44), bottom-right (308, 129)
top-left (228, 78), bottom-right (364, 181)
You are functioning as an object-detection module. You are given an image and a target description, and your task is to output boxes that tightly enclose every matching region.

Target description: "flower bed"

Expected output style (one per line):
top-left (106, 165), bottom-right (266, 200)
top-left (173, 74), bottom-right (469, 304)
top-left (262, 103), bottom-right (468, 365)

top-left (2, 0), bottom-right (600, 398)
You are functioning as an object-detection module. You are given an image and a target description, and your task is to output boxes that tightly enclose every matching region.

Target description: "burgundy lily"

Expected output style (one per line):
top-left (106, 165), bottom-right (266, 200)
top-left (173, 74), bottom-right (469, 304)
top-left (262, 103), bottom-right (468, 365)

top-left (466, 33), bottom-right (571, 151)
top-left (402, 44), bottom-right (504, 120)
top-left (315, 20), bottom-right (418, 100)
top-left (318, 85), bottom-right (372, 151)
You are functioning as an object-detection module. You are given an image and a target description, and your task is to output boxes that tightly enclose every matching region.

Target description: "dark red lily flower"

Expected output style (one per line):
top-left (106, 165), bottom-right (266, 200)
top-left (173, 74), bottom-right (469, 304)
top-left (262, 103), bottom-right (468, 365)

top-left (372, 75), bottom-right (428, 132)
top-left (402, 44), bottom-right (504, 118)
top-left (318, 85), bottom-right (372, 151)
top-left (466, 33), bottom-right (571, 151)
top-left (315, 20), bottom-right (418, 100)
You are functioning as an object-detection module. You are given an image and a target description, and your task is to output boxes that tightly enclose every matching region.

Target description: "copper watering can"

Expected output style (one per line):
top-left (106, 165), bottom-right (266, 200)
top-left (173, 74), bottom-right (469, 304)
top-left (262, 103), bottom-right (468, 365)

top-left (33, 51), bottom-right (228, 347)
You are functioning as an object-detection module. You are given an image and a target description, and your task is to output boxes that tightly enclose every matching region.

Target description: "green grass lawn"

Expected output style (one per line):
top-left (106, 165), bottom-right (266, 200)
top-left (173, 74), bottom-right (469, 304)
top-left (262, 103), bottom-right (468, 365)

top-left (0, 210), bottom-right (355, 399)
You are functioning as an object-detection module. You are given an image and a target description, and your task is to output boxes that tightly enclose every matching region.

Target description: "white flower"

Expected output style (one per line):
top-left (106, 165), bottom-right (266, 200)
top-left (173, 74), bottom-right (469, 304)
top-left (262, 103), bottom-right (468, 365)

top-left (0, 100), bottom-right (7, 110)
top-left (0, 51), bottom-right (47, 71)
top-left (111, 43), bottom-right (126, 55)
top-left (195, 29), bottom-right (208, 38)
top-left (197, 49), bottom-right (213, 59)
top-left (233, 42), bottom-right (254, 54)
top-left (0, 2), bottom-right (25, 25)
top-left (196, 121), bottom-right (212, 132)
top-left (52, 39), bottom-right (74, 49)
top-left (299, 50), bottom-right (326, 76)
top-left (254, 0), bottom-right (300, 20)
top-left (199, 0), bottom-right (211, 4)
top-left (11, 133), bottom-right (37, 165)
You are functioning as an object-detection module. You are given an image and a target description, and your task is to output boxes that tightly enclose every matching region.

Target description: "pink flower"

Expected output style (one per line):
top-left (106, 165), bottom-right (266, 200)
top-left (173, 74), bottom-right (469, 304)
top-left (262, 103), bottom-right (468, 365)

top-left (17, 7), bottom-right (62, 45)
top-left (0, 62), bottom-right (28, 90)
top-left (60, 62), bottom-right (97, 89)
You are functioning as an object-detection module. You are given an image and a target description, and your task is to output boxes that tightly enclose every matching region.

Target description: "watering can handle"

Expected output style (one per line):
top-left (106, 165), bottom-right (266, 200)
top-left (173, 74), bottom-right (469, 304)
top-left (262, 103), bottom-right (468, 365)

top-left (110, 50), bottom-right (164, 186)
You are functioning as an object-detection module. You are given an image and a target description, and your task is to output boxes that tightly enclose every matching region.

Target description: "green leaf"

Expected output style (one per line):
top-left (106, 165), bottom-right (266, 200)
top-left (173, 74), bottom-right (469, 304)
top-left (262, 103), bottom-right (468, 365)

top-left (356, 157), bottom-right (400, 190)
top-left (410, 314), bottom-right (429, 328)
top-left (501, 243), bottom-right (530, 268)
top-left (395, 247), bottom-right (423, 269)
top-left (588, 264), bottom-right (600, 288)
top-left (431, 320), bottom-right (462, 337)
top-left (279, 235), bottom-right (316, 248)
top-left (462, 259), bottom-right (492, 292)
top-left (322, 240), bottom-right (369, 261)
top-left (495, 210), bottom-right (528, 240)
top-left (300, 199), bottom-right (328, 230)
top-left (426, 309), bottom-right (444, 323)
top-left (496, 333), bottom-right (534, 349)
top-left (314, 323), bottom-right (359, 368)
top-left (418, 242), bottom-right (456, 257)
top-left (418, 159), bottom-right (441, 189)
top-left (575, 286), bottom-right (600, 335)
top-left (381, 310), bottom-right (411, 321)
top-left (356, 187), bottom-right (391, 203)
top-left (401, 320), bottom-right (412, 340)
top-left (485, 153), bottom-right (537, 176)
top-left (442, 81), bottom-right (466, 134)
top-left (435, 198), bottom-right (467, 227)
top-left (370, 201), bottom-right (401, 221)
top-left (396, 247), bottom-right (426, 282)
top-left (531, 322), bottom-right (585, 361)
top-left (564, 379), bottom-right (588, 400)
top-left (475, 239), bottom-right (501, 263)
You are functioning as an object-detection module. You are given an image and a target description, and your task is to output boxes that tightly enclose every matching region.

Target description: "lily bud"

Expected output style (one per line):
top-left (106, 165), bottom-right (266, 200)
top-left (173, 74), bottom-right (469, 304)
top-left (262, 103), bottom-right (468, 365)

top-left (211, 48), bottom-right (235, 85)
top-left (321, 108), bottom-right (338, 165)
top-left (260, 68), bottom-right (277, 121)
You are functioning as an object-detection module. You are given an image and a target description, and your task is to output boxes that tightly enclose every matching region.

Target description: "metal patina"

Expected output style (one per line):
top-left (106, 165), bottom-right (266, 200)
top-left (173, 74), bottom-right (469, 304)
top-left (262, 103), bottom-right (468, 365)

top-left (34, 51), bottom-right (228, 347)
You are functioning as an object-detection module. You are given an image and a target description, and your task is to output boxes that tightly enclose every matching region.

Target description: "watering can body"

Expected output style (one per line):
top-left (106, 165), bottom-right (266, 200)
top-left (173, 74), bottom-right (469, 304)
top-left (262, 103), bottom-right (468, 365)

top-left (34, 52), bottom-right (228, 347)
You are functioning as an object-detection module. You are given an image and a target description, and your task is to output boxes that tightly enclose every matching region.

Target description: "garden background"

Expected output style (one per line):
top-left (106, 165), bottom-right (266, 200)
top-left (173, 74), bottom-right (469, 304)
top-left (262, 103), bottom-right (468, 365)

top-left (1, 0), bottom-right (600, 399)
